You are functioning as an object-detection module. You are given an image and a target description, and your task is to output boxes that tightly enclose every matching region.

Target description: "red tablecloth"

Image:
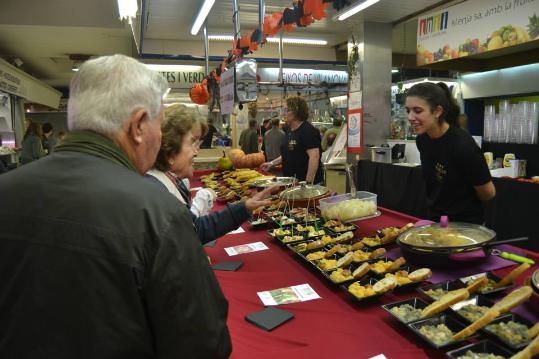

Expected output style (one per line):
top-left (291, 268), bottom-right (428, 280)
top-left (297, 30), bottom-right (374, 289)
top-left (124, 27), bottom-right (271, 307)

top-left (194, 171), bottom-right (539, 359)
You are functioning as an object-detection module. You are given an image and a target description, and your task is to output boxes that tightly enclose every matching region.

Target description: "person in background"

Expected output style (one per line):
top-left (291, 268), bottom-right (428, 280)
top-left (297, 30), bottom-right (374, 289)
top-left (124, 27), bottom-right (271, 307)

top-left (406, 82), bottom-right (495, 224)
top-left (321, 117), bottom-right (342, 151)
top-left (57, 131), bottom-right (67, 142)
top-left (42, 122), bottom-right (58, 154)
top-left (239, 119), bottom-right (259, 154)
top-left (319, 126), bottom-right (327, 138)
top-left (261, 96), bottom-right (323, 183)
top-left (20, 120), bottom-right (44, 164)
top-left (0, 54), bottom-right (231, 358)
top-left (263, 118), bottom-right (285, 162)
top-left (146, 105), bottom-right (273, 244)
top-left (201, 117), bottom-right (218, 148)
top-left (260, 118), bottom-right (270, 137)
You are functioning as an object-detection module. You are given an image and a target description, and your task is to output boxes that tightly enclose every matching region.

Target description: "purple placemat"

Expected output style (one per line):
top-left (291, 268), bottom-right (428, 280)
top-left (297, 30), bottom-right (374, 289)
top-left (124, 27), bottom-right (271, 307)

top-left (386, 245), bottom-right (526, 283)
top-left (387, 245), bottom-right (538, 322)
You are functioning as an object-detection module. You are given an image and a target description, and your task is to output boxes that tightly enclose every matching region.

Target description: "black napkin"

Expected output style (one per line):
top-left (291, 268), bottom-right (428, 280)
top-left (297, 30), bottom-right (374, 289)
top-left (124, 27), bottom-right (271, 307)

top-left (212, 261), bottom-right (243, 271)
top-left (245, 307), bottom-right (294, 331)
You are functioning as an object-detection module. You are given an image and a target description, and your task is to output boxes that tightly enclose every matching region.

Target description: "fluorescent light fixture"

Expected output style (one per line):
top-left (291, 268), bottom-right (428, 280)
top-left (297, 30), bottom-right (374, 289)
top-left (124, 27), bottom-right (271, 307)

top-left (117, 0), bottom-right (138, 21)
top-left (191, 0), bottom-right (215, 36)
top-left (145, 64), bottom-right (204, 72)
top-left (267, 37), bottom-right (327, 45)
top-left (335, 0), bottom-right (380, 21)
top-left (391, 69), bottom-right (399, 73)
top-left (207, 35), bottom-right (234, 41)
top-left (208, 35), bottom-right (327, 46)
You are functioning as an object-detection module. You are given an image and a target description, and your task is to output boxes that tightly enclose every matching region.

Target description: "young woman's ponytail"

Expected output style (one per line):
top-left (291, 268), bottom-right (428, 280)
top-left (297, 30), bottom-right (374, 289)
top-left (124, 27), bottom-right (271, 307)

top-left (436, 82), bottom-right (460, 126)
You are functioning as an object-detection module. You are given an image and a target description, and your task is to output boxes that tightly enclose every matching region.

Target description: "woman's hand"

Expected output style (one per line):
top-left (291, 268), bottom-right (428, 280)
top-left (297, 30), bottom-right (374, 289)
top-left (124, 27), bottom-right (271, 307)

top-left (259, 162), bottom-right (273, 172)
top-left (244, 186), bottom-right (278, 212)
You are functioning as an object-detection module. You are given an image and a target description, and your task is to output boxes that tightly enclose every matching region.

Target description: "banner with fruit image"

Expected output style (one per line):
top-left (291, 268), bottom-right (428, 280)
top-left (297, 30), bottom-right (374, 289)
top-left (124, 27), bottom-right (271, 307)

top-left (416, 0), bottom-right (539, 65)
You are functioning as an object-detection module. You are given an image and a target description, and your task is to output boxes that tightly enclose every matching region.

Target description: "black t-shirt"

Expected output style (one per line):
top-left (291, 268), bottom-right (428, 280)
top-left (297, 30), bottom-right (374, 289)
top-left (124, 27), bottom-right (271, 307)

top-left (280, 121), bottom-right (323, 183)
top-left (417, 126), bottom-right (491, 224)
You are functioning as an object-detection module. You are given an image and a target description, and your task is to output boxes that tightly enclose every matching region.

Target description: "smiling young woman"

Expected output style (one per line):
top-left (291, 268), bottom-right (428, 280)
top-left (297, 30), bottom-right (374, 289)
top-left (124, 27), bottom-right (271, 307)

top-left (405, 82), bottom-right (496, 224)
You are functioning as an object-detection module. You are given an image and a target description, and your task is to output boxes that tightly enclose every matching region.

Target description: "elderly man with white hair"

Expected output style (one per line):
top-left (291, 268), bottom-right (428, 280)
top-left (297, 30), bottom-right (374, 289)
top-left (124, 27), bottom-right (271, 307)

top-left (0, 55), bottom-right (231, 358)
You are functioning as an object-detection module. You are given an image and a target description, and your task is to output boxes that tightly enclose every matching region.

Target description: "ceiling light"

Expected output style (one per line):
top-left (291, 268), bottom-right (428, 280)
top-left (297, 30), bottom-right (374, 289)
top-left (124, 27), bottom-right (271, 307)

top-left (72, 60), bottom-right (83, 72)
top-left (145, 64), bottom-right (204, 72)
top-left (191, 0), bottom-right (215, 36)
top-left (266, 37), bottom-right (327, 45)
top-left (391, 69), bottom-right (399, 73)
top-left (117, 0), bottom-right (138, 22)
top-left (207, 35), bottom-right (234, 41)
top-left (334, 0), bottom-right (380, 21)
top-left (208, 35), bottom-right (327, 46)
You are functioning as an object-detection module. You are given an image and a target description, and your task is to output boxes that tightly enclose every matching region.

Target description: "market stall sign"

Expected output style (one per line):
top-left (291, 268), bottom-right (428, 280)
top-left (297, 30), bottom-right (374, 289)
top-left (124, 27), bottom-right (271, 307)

top-left (258, 68), bottom-right (348, 84)
top-left (220, 68), bottom-right (235, 115)
top-left (417, 0), bottom-right (539, 65)
top-left (0, 59), bottom-right (61, 109)
top-left (347, 108), bottom-right (363, 154)
top-left (156, 66), bottom-right (207, 90)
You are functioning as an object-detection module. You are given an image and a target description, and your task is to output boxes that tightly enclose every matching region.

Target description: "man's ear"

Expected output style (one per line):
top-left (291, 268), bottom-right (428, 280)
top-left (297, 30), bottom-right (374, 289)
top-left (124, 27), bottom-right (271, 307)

top-left (126, 109), bottom-right (147, 145)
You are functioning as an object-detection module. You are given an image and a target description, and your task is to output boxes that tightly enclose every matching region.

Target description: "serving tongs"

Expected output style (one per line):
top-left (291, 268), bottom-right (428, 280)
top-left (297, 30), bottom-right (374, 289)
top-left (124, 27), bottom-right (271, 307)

top-left (345, 164), bottom-right (356, 199)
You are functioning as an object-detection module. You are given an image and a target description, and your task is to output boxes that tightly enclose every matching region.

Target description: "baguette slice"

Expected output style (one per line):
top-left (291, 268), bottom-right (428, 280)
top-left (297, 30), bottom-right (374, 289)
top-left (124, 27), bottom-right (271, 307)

top-left (351, 241), bottom-right (365, 251)
top-left (466, 276), bottom-right (489, 295)
top-left (493, 263), bottom-right (531, 289)
top-left (528, 322), bottom-right (539, 340)
top-left (489, 286), bottom-right (533, 315)
top-left (336, 231), bottom-right (354, 242)
top-left (421, 288), bottom-right (470, 318)
top-left (452, 309), bottom-right (500, 341)
top-left (388, 257), bottom-right (406, 272)
top-left (336, 252), bottom-right (354, 268)
top-left (373, 276), bottom-right (397, 293)
top-left (398, 223), bottom-right (414, 234)
top-left (510, 334), bottom-right (539, 359)
top-left (324, 245), bottom-right (341, 259)
top-left (352, 262), bottom-right (370, 279)
top-left (307, 240), bottom-right (324, 250)
top-left (408, 268), bottom-right (432, 282)
top-left (369, 247), bottom-right (386, 259)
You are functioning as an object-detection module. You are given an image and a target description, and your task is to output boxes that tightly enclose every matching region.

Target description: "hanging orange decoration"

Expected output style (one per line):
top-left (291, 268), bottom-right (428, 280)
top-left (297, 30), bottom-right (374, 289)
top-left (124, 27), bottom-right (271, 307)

top-left (189, 82), bottom-right (209, 105)
top-left (263, 12), bottom-right (283, 36)
top-left (305, 0), bottom-right (329, 20)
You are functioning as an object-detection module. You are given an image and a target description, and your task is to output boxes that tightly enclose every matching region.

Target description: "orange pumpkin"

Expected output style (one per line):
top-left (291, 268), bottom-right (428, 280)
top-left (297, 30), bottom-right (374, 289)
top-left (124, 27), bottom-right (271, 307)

top-left (232, 152), bottom-right (265, 169)
top-left (228, 149), bottom-right (245, 162)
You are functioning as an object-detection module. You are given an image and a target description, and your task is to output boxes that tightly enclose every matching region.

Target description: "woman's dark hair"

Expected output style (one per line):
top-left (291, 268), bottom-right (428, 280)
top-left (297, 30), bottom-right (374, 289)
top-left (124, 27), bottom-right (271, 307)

top-left (286, 96), bottom-right (309, 122)
top-left (24, 121), bottom-right (43, 139)
top-left (406, 82), bottom-right (460, 126)
top-left (154, 105), bottom-right (193, 172)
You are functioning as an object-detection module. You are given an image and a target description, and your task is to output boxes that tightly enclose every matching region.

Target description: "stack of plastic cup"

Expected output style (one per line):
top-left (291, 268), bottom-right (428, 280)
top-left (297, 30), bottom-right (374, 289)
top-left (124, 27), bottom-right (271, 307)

top-left (525, 102), bottom-right (539, 144)
top-left (509, 103), bottom-right (523, 143)
top-left (498, 100), bottom-right (510, 143)
top-left (484, 105), bottom-right (495, 142)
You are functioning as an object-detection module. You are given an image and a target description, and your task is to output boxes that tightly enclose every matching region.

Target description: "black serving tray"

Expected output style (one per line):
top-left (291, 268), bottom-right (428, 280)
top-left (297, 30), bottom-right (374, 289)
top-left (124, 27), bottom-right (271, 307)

top-left (459, 272), bottom-right (514, 296)
top-left (450, 295), bottom-right (496, 324)
top-left (369, 257), bottom-right (408, 276)
top-left (446, 339), bottom-right (514, 359)
top-left (482, 312), bottom-right (534, 351)
top-left (341, 277), bottom-right (387, 303)
top-left (382, 297), bottom-right (430, 324)
top-left (418, 280), bottom-right (467, 301)
top-left (408, 313), bottom-right (475, 349)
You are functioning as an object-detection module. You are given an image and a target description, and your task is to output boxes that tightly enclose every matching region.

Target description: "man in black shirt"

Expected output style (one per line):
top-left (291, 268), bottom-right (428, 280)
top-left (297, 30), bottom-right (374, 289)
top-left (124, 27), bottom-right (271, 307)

top-left (261, 97), bottom-right (323, 183)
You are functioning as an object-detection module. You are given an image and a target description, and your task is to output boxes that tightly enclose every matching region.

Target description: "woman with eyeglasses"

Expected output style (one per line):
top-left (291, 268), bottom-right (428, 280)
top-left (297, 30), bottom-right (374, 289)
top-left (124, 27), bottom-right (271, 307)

top-left (261, 96), bottom-right (323, 184)
top-left (147, 104), bottom-right (273, 244)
